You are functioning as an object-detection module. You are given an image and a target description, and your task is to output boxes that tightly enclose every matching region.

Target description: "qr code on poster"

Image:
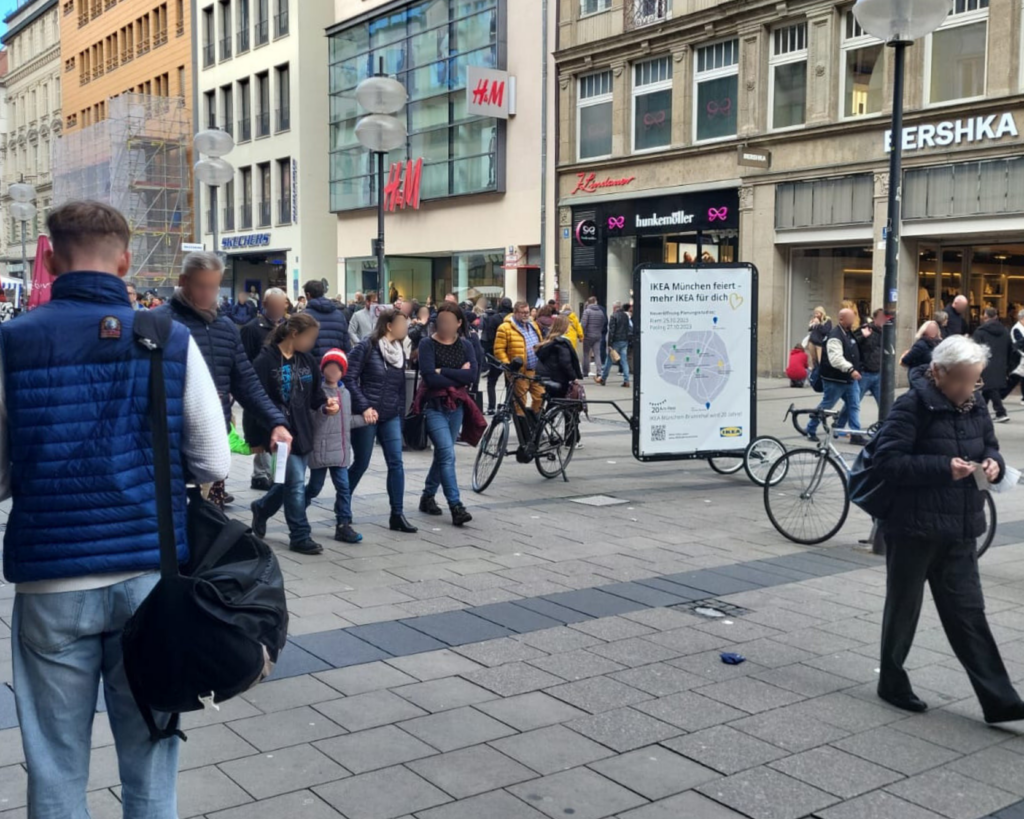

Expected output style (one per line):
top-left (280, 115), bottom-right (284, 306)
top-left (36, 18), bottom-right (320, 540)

top-left (651, 425), bottom-right (666, 442)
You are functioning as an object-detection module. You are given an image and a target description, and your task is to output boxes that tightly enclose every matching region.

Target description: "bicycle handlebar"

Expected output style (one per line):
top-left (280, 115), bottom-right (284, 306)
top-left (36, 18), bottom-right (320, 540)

top-left (785, 403), bottom-right (839, 435)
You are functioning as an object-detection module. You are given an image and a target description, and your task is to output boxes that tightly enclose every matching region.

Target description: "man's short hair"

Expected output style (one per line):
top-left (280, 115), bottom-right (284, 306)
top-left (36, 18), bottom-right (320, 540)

top-left (47, 200), bottom-right (131, 264)
top-left (264, 287), bottom-right (287, 301)
top-left (587, 296), bottom-right (597, 305)
top-left (514, 301), bottom-right (529, 311)
top-left (304, 280), bottom-right (325, 300)
top-left (985, 306), bottom-right (999, 320)
top-left (181, 250), bottom-right (224, 277)
top-left (366, 290), bottom-right (378, 303)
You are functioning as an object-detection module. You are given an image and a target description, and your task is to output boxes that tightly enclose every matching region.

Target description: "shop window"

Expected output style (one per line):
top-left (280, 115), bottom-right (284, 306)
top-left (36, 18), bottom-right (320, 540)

top-left (632, 56), bottom-right (672, 152)
top-left (578, 70), bottom-right (613, 160)
top-left (927, 0), bottom-right (988, 104)
top-left (694, 39), bottom-right (738, 142)
top-left (840, 11), bottom-right (883, 118)
top-left (581, 0), bottom-right (611, 15)
top-left (770, 22), bottom-right (807, 130)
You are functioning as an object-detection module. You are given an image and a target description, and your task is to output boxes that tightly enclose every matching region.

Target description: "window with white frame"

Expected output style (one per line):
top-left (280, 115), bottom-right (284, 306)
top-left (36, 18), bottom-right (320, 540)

top-left (694, 39), bottom-right (738, 141)
top-left (580, 0), bottom-right (611, 16)
top-left (770, 22), bottom-right (807, 129)
top-left (578, 70), bottom-right (613, 160)
top-left (928, 0), bottom-right (988, 104)
top-left (841, 11), bottom-right (883, 118)
top-left (633, 56), bottom-right (672, 151)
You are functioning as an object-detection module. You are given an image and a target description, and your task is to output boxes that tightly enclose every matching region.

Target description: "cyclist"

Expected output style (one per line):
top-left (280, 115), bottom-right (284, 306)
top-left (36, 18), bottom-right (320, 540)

top-left (536, 315), bottom-right (585, 449)
top-left (805, 308), bottom-right (864, 444)
top-left (494, 301), bottom-right (544, 415)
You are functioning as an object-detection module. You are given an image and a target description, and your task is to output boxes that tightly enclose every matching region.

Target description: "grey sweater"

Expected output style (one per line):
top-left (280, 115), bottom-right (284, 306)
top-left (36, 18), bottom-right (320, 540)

top-left (348, 307), bottom-right (377, 347)
top-left (308, 384), bottom-right (362, 469)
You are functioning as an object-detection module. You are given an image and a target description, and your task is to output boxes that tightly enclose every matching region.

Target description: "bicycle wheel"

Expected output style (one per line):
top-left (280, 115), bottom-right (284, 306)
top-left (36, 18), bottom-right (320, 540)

top-left (708, 456), bottom-right (744, 475)
top-left (535, 407), bottom-right (577, 479)
top-left (764, 449), bottom-right (850, 545)
top-left (472, 416), bottom-right (509, 493)
top-left (744, 436), bottom-right (787, 487)
top-left (977, 489), bottom-right (997, 558)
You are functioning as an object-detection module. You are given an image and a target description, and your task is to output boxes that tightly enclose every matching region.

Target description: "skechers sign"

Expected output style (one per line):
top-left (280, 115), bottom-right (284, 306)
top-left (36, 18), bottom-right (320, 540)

top-left (885, 112), bottom-right (1018, 152)
top-left (222, 233), bottom-right (271, 250)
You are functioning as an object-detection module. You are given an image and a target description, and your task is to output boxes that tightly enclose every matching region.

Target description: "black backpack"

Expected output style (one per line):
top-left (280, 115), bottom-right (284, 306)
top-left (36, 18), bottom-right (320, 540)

top-left (121, 311), bottom-right (289, 742)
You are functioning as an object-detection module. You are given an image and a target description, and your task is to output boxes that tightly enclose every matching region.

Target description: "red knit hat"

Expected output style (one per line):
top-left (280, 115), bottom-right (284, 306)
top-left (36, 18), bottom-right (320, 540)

top-left (320, 348), bottom-right (348, 376)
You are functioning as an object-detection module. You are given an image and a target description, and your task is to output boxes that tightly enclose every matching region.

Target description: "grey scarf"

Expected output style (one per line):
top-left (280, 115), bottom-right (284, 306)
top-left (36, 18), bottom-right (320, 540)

top-left (378, 337), bottom-right (404, 369)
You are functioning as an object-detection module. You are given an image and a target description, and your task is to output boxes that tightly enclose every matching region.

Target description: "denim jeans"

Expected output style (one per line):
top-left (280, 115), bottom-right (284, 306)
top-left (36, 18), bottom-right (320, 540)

top-left (601, 341), bottom-right (631, 384)
top-left (253, 452), bottom-right (311, 545)
top-left (12, 574), bottom-right (180, 819)
top-left (859, 371), bottom-right (881, 406)
top-left (807, 379), bottom-right (861, 436)
top-left (423, 404), bottom-right (464, 508)
top-left (306, 466), bottom-right (353, 525)
top-left (349, 415), bottom-right (405, 515)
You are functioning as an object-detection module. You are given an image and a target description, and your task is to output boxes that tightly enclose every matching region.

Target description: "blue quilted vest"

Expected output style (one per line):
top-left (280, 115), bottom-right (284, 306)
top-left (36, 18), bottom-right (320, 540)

top-left (1, 272), bottom-right (190, 583)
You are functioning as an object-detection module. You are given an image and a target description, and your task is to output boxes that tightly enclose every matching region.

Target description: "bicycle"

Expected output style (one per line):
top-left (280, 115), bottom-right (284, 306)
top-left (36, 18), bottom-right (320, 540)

top-left (708, 436), bottom-right (788, 487)
top-left (472, 356), bottom-right (582, 493)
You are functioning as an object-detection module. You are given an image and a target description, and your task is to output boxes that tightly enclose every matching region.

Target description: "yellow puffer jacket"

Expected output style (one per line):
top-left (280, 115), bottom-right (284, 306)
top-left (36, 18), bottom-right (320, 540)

top-left (564, 311), bottom-right (584, 346)
top-left (495, 314), bottom-right (544, 369)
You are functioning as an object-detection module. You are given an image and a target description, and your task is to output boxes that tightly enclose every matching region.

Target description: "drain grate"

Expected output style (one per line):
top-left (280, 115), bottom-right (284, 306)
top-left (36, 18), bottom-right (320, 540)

top-left (569, 495), bottom-right (631, 507)
top-left (673, 598), bottom-right (752, 619)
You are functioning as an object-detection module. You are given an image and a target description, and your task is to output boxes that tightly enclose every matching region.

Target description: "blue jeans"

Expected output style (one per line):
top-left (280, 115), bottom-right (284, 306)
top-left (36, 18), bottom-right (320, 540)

top-left (306, 466), bottom-right (353, 525)
top-left (423, 404), bottom-right (464, 507)
top-left (601, 341), bottom-right (631, 383)
top-left (807, 379), bottom-right (861, 436)
top-left (12, 574), bottom-right (179, 819)
top-left (254, 452), bottom-right (311, 545)
top-left (349, 415), bottom-right (405, 515)
top-left (859, 370), bottom-right (881, 406)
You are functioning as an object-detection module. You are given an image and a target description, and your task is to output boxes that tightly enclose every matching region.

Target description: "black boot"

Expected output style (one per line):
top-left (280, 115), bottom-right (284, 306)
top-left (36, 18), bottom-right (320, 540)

top-left (251, 501), bottom-right (268, 539)
top-left (877, 686), bottom-right (928, 713)
top-left (389, 514), bottom-right (418, 533)
top-left (419, 495), bottom-right (443, 516)
top-left (451, 504), bottom-right (473, 527)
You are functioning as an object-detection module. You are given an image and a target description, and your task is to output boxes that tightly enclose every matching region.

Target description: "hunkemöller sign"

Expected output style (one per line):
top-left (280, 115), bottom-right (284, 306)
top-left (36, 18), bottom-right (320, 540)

top-left (885, 112), bottom-right (1018, 152)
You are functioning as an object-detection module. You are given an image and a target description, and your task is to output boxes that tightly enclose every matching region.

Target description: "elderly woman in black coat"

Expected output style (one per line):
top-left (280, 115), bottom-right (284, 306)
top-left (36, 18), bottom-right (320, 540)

top-left (874, 334), bottom-right (1024, 723)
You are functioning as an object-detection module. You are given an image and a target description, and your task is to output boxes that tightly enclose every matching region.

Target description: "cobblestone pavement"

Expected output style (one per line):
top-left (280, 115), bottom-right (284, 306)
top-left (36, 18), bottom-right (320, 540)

top-left (3, 378), bottom-right (1024, 818)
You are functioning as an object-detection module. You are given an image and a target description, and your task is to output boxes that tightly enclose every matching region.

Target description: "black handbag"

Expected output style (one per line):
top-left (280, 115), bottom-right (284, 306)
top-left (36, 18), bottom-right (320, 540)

top-left (403, 367), bottom-right (430, 450)
top-left (121, 312), bottom-right (289, 742)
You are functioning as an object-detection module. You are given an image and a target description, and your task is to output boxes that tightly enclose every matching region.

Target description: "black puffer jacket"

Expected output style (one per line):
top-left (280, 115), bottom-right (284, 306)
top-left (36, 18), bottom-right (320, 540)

top-left (536, 337), bottom-right (583, 398)
top-left (240, 314), bottom-right (276, 362)
top-left (902, 337), bottom-right (939, 370)
top-left (973, 320), bottom-right (1012, 391)
top-left (344, 338), bottom-right (407, 422)
top-left (304, 297), bottom-right (351, 358)
top-left (158, 297), bottom-right (287, 431)
top-left (874, 379), bottom-right (1004, 541)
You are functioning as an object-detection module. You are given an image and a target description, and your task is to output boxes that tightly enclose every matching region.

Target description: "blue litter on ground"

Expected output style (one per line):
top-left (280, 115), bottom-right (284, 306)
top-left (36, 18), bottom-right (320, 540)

top-left (720, 652), bottom-right (746, 665)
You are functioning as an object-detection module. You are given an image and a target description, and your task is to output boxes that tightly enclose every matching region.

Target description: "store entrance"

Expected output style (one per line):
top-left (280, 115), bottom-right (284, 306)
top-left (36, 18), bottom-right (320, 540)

top-left (918, 244), bottom-right (1024, 332)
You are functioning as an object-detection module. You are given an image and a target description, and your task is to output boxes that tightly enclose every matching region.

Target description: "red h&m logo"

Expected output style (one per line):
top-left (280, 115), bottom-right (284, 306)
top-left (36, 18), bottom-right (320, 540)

top-left (471, 77), bottom-right (505, 109)
top-left (384, 158), bottom-right (423, 212)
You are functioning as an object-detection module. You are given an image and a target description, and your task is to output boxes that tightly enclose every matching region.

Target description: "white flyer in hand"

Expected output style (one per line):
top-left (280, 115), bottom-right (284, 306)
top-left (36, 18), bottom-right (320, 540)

top-left (990, 464), bottom-right (1021, 494)
top-left (272, 442), bottom-right (289, 484)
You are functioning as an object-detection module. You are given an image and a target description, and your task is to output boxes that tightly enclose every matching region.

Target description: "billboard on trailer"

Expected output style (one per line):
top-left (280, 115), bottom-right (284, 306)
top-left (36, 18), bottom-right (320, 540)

top-left (632, 264), bottom-right (758, 461)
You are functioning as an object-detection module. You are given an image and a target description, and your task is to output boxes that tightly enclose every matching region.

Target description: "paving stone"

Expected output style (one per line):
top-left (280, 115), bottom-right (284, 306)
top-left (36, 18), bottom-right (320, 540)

top-left (393, 677), bottom-right (497, 712)
top-left (696, 766), bottom-right (838, 819)
top-left (802, 650), bottom-right (884, 683)
top-left (313, 690), bottom-right (427, 732)
top-left (508, 767), bottom-right (647, 819)
top-left (0, 728), bottom-right (23, 768)
top-left (174, 724), bottom-right (259, 771)
top-left (462, 662), bottom-right (563, 696)
top-left (994, 801), bottom-right (1024, 819)
top-left (268, 643), bottom-right (333, 680)
top-left (589, 744), bottom-right (719, 799)
top-left (643, 627), bottom-right (730, 656)
top-left (219, 744), bottom-right (349, 800)
top-left (513, 597), bottom-right (594, 624)
top-left (407, 745), bottom-right (536, 798)
top-left (314, 662), bottom-right (418, 696)
top-left (609, 662), bottom-right (706, 696)
top-left (176, 765), bottom-right (253, 817)
top-left (180, 694), bottom-right (264, 729)
top-left (518, 626), bottom-right (605, 652)
top-left (451, 637), bottom-right (548, 667)
top-left (789, 692), bottom-right (905, 732)
top-left (415, 790), bottom-right (548, 819)
top-left (240, 675), bottom-right (342, 714)
top-left (0, 763), bottom-right (27, 810)
top-left (691, 617), bottom-right (786, 645)
top-left (661, 570), bottom-right (763, 596)
top-left (729, 709), bottom-right (851, 753)
top-left (546, 675), bottom-right (651, 714)
top-left (475, 690), bottom-right (588, 732)
top-left (226, 705), bottom-right (347, 752)
top-left (633, 577), bottom-right (709, 600)
top-left (469, 602), bottom-right (563, 633)
top-left (566, 706), bottom-right (682, 752)
top-left (386, 649), bottom-right (484, 681)
top-left (313, 725), bottom-right (437, 773)
top-left (621, 607), bottom-right (704, 631)
top-left (491, 724), bottom-right (614, 774)
top-left (206, 790), bottom-right (345, 818)
top-left (291, 630), bottom-right (392, 668)
top-left (816, 790), bottom-right (945, 819)
top-left (570, 616), bottom-right (656, 641)
top-left (314, 765), bottom-right (451, 819)
top-left (597, 581), bottom-right (694, 608)
top-left (542, 589), bottom-right (647, 618)
top-left (750, 664), bottom-right (856, 697)
top-left (400, 706), bottom-right (516, 752)
top-left (402, 611), bottom-right (512, 646)
top-left (889, 707), bottom-right (1011, 754)
top-left (886, 769), bottom-right (1019, 819)
top-left (666, 650), bottom-right (767, 682)
top-left (664, 725), bottom-right (790, 774)
top-left (615, 791), bottom-right (750, 819)
top-left (529, 649), bottom-right (626, 681)
top-left (695, 677), bottom-right (805, 714)
top-left (949, 747), bottom-right (1024, 796)
top-left (346, 622), bottom-right (448, 656)
top-left (768, 746), bottom-right (902, 799)
top-left (633, 691), bottom-right (746, 732)
top-left (587, 637), bottom-right (682, 668)
top-left (833, 726), bottom-right (961, 776)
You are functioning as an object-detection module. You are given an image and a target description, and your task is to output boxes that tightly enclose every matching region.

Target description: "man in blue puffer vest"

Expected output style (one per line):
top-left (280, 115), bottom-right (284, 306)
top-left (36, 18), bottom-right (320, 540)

top-left (1, 201), bottom-right (232, 817)
top-left (303, 279), bottom-right (351, 359)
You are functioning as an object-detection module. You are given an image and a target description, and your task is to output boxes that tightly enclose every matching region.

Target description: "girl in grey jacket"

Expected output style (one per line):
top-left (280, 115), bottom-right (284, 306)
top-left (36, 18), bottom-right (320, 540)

top-left (306, 349), bottom-right (364, 544)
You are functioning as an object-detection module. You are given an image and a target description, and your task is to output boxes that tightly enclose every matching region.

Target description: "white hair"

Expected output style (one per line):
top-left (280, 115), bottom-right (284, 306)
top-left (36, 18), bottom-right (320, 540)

top-left (181, 250), bottom-right (224, 277)
top-left (915, 320), bottom-right (939, 340)
top-left (930, 334), bottom-right (990, 372)
top-left (263, 287), bottom-right (287, 301)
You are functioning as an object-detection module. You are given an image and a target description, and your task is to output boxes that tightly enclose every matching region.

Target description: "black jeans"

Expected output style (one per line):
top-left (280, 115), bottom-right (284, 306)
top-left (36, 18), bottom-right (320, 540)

top-left (982, 388), bottom-right (1007, 419)
top-left (486, 361), bottom-right (502, 411)
top-left (880, 533), bottom-right (1021, 719)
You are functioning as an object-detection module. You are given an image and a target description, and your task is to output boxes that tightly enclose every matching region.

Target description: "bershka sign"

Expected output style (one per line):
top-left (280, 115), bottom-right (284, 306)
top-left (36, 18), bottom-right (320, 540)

top-left (885, 112), bottom-right (1019, 152)
top-left (637, 210), bottom-right (695, 228)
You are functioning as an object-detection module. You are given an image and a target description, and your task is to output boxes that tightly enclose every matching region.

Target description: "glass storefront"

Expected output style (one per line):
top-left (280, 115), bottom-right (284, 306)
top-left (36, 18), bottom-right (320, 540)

top-left (343, 249), bottom-right (505, 302)
top-left (788, 247), bottom-right (873, 345)
top-left (917, 244), bottom-right (1024, 331)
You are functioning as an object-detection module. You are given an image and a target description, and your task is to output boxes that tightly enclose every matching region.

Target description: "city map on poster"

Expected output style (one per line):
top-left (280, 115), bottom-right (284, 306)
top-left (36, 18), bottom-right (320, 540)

top-left (636, 265), bottom-right (756, 460)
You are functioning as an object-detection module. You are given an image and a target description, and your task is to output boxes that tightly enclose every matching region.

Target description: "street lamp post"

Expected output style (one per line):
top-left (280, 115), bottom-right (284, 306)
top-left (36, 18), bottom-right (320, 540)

top-left (354, 64), bottom-right (408, 302)
top-left (193, 128), bottom-right (236, 257)
top-left (852, 0), bottom-right (951, 421)
top-left (9, 181), bottom-right (36, 306)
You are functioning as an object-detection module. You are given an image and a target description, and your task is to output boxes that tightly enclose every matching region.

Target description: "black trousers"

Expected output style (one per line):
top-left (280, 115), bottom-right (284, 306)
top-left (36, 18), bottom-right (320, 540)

top-left (982, 388), bottom-right (1007, 419)
top-left (486, 362), bottom-right (503, 411)
top-left (1002, 373), bottom-right (1023, 400)
top-left (880, 534), bottom-right (1020, 718)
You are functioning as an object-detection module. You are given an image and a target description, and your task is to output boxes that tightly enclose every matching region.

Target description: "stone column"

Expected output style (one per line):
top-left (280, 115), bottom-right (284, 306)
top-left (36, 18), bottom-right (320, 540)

top-left (987, 0), bottom-right (1014, 97)
top-left (610, 59), bottom-right (628, 157)
top-left (738, 25), bottom-right (765, 137)
top-left (671, 45), bottom-right (691, 148)
top-left (558, 74), bottom-right (573, 165)
top-left (806, 8), bottom-right (836, 126)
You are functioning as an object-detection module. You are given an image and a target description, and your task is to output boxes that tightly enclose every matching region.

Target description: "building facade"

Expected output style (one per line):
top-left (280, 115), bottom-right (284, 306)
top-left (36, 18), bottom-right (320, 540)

top-left (329, 0), bottom-right (557, 305)
top-left (0, 0), bottom-right (61, 280)
top-left (59, 0), bottom-right (192, 132)
top-left (556, 0), bottom-right (1024, 374)
top-left (195, 0), bottom-right (336, 303)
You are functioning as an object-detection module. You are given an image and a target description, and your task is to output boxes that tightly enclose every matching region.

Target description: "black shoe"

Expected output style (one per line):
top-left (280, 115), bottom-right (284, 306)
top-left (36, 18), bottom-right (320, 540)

top-left (419, 495), bottom-right (443, 516)
top-left (251, 501), bottom-right (268, 539)
top-left (985, 701), bottom-right (1024, 723)
top-left (850, 434), bottom-right (869, 446)
top-left (390, 514), bottom-right (418, 533)
top-left (806, 431), bottom-right (819, 442)
top-left (223, 493), bottom-right (235, 505)
top-left (290, 539), bottom-right (324, 555)
top-left (878, 687), bottom-right (928, 713)
top-left (485, 408), bottom-right (495, 416)
top-left (335, 524), bottom-right (363, 544)
top-left (251, 477), bottom-right (272, 491)
top-left (451, 503), bottom-right (472, 527)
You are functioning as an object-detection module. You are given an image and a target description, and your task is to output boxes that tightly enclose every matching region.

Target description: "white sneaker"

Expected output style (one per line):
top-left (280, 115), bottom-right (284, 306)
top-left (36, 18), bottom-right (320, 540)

top-left (996, 415), bottom-right (1010, 423)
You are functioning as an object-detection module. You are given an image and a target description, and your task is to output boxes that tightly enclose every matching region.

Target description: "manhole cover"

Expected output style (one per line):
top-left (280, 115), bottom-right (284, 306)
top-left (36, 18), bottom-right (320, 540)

top-left (674, 598), bottom-right (752, 618)
top-left (569, 495), bottom-right (631, 507)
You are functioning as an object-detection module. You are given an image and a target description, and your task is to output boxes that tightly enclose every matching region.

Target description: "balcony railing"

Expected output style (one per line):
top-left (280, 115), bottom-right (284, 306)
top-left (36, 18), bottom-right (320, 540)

top-left (121, 49), bottom-right (133, 64)
top-left (625, 0), bottom-right (670, 30)
top-left (256, 111), bottom-right (270, 138)
top-left (104, 0), bottom-right (116, 9)
top-left (274, 8), bottom-right (289, 37)
top-left (138, 37), bottom-right (151, 55)
top-left (92, 64), bottom-right (103, 79)
top-left (176, 19), bottom-right (185, 36)
top-left (223, 206), bottom-right (235, 231)
top-left (278, 199), bottom-right (292, 225)
top-left (255, 19), bottom-right (269, 45)
top-left (276, 107), bottom-right (290, 132)
top-left (155, 28), bottom-right (168, 47)
top-left (237, 28), bottom-right (250, 52)
top-left (238, 117), bottom-right (252, 142)
top-left (257, 201), bottom-right (271, 227)
top-left (78, 11), bottom-right (88, 27)
top-left (240, 204), bottom-right (253, 229)
top-left (203, 43), bottom-right (215, 67)
top-left (80, 73), bottom-right (90, 86)
top-left (207, 114), bottom-right (217, 129)
top-left (106, 55), bottom-right (117, 71)
top-left (219, 36), bottom-right (231, 60)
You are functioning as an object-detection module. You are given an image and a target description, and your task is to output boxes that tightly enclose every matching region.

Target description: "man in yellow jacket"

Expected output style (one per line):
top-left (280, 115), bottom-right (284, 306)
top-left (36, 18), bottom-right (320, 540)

top-left (495, 301), bottom-right (545, 414)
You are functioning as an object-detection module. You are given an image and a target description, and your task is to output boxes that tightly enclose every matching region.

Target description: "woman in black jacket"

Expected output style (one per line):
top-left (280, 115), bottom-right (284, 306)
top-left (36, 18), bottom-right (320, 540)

top-left (874, 334), bottom-right (1024, 723)
top-left (345, 309), bottom-right (416, 533)
top-left (535, 315), bottom-right (583, 397)
top-left (901, 320), bottom-right (942, 370)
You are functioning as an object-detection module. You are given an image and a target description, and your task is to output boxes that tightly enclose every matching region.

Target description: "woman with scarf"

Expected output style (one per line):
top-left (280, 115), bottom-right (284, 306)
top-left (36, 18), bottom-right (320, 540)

top-left (345, 309), bottom-right (416, 533)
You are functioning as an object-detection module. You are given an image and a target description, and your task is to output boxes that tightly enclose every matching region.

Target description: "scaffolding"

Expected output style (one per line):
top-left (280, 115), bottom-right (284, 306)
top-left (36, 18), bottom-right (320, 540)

top-left (53, 94), bottom-right (192, 288)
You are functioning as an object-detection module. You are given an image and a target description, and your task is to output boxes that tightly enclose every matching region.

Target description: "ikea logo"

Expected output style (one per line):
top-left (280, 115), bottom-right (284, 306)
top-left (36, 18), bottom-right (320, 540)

top-left (719, 427), bottom-right (743, 438)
